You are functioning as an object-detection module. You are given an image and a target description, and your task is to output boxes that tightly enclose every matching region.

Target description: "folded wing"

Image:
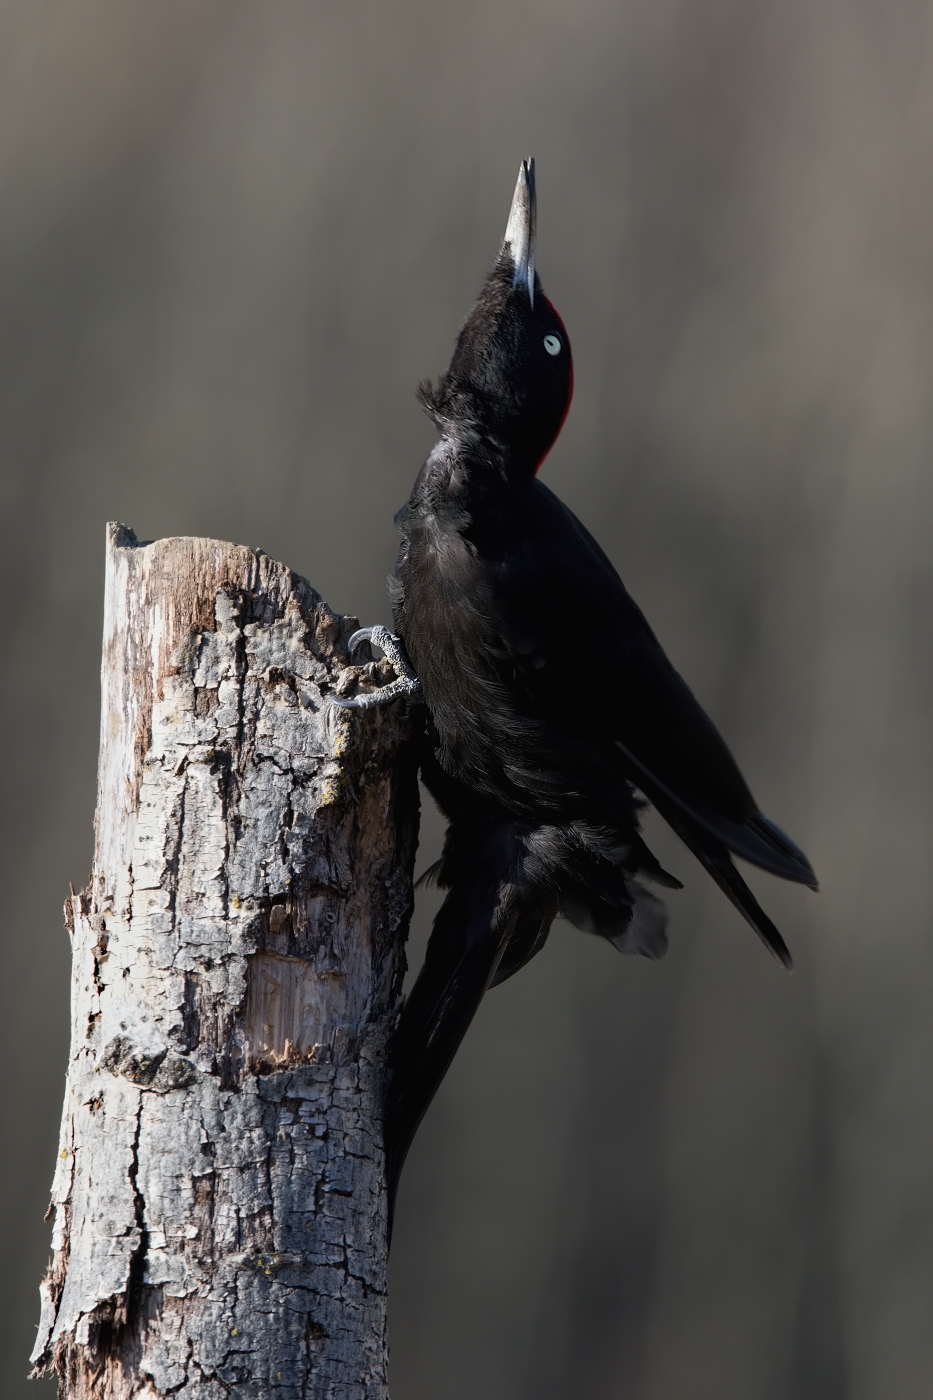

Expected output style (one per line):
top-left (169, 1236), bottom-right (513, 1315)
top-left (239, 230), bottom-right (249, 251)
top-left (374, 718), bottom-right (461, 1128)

top-left (479, 481), bottom-right (817, 956)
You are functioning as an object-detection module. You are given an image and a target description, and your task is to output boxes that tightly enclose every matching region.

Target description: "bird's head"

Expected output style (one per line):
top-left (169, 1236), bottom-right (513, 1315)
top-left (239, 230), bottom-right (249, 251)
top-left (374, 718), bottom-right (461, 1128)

top-left (421, 159), bottom-right (574, 476)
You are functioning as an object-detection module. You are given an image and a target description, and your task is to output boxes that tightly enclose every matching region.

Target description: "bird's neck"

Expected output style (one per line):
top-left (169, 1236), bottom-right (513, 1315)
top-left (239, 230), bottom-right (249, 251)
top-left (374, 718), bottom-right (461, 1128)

top-left (414, 428), bottom-right (535, 515)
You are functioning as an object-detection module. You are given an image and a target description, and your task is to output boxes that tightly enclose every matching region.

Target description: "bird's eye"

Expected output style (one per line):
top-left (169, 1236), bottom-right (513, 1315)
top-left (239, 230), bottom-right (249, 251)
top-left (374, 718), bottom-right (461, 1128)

top-left (543, 334), bottom-right (562, 356)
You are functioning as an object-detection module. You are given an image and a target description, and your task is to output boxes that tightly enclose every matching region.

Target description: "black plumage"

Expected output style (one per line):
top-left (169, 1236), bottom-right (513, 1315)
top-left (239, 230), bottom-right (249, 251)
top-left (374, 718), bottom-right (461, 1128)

top-left (351, 159), bottom-right (817, 1233)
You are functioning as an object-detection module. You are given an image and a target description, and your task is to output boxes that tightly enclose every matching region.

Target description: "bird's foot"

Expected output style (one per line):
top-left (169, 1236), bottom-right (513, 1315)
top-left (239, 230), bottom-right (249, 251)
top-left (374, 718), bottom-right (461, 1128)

top-left (331, 625), bottom-right (422, 710)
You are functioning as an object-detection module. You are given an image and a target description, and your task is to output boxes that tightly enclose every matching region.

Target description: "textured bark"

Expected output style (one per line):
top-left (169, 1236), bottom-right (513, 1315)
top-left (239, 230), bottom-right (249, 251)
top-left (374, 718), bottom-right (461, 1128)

top-left (31, 525), bottom-right (418, 1399)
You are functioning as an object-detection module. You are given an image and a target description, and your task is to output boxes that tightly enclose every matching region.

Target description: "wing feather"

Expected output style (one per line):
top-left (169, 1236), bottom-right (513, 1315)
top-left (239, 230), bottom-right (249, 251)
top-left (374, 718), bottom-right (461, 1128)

top-left (478, 480), bottom-right (816, 887)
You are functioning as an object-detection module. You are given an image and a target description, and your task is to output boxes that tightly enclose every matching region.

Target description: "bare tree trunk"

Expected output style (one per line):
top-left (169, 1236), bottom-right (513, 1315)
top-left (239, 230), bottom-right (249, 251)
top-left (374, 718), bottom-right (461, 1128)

top-left (31, 525), bottom-right (418, 1400)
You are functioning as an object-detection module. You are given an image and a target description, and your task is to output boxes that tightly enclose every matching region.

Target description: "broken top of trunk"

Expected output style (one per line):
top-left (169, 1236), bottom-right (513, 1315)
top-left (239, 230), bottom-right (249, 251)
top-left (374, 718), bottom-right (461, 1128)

top-left (32, 525), bottom-right (419, 1400)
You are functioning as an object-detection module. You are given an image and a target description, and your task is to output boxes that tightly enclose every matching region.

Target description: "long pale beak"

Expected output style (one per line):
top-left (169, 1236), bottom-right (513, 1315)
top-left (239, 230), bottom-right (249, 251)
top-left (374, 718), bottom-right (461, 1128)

top-left (501, 157), bottom-right (536, 306)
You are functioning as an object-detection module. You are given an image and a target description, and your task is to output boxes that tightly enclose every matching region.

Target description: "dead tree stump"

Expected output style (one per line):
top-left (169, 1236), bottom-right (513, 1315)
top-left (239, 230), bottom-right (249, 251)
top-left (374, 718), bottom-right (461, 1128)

top-left (31, 525), bottom-right (418, 1400)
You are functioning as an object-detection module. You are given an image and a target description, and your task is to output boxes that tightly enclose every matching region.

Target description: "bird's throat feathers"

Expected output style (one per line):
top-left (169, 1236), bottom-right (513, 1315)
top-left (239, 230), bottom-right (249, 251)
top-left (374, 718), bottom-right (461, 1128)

top-left (418, 280), bottom-right (574, 483)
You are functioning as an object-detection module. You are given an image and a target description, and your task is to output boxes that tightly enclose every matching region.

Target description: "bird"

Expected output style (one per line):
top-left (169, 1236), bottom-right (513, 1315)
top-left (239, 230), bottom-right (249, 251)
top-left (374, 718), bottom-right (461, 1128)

top-left (335, 158), bottom-right (817, 1236)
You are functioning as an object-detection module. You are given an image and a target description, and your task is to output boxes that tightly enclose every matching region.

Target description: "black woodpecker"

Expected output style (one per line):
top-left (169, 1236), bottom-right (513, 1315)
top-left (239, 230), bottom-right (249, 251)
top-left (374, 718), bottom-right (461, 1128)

top-left (335, 159), bottom-right (817, 1236)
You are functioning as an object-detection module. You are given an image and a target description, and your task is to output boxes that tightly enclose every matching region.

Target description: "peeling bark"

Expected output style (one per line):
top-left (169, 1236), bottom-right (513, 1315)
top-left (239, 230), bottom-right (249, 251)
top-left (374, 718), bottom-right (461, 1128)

top-left (32, 525), bottom-right (418, 1399)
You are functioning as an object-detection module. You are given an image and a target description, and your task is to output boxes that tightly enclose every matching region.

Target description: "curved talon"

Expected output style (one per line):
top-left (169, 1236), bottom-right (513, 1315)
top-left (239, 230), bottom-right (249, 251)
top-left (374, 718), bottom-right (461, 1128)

top-left (348, 625), bottom-right (394, 653)
top-left (332, 624), bottom-right (422, 710)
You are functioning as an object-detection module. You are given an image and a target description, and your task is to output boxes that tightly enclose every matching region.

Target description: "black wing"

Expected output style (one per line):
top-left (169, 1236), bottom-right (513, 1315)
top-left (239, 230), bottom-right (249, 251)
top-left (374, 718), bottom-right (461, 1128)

top-left (474, 479), bottom-right (817, 900)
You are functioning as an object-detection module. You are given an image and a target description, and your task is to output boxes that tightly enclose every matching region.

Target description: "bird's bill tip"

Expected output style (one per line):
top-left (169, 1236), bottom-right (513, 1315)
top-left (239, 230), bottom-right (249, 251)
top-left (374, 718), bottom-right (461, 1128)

top-left (502, 157), bottom-right (536, 305)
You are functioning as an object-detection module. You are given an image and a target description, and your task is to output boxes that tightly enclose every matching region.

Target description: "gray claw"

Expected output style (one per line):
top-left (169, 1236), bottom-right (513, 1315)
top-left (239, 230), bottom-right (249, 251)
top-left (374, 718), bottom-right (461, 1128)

top-left (332, 625), bottom-right (422, 710)
top-left (347, 626), bottom-right (384, 652)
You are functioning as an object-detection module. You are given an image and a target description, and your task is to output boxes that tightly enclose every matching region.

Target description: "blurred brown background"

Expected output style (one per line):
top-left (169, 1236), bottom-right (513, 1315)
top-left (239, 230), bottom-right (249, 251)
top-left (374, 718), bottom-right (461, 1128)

top-left (2, 2), bottom-right (932, 1397)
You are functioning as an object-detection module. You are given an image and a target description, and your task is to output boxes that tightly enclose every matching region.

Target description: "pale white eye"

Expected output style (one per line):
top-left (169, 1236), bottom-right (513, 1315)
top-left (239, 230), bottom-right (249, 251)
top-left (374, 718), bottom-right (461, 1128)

top-left (543, 334), bottom-right (562, 356)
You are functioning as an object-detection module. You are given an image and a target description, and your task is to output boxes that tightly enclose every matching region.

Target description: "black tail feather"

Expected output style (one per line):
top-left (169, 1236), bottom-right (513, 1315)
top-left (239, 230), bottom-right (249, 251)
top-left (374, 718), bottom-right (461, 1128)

top-left (384, 881), bottom-right (515, 1241)
top-left (488, 907), bottom-right (555, 987)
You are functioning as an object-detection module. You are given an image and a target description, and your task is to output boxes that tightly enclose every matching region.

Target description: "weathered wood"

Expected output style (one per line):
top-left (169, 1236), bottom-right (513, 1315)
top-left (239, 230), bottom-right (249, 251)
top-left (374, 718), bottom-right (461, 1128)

top-left (31, 525), bottom-right (418, 1399)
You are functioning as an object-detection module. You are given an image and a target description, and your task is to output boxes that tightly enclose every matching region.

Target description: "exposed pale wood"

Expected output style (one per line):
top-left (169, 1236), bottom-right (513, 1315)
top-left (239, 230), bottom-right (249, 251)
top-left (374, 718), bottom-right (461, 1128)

top-left (31, 524), bottom-right (418, 1399)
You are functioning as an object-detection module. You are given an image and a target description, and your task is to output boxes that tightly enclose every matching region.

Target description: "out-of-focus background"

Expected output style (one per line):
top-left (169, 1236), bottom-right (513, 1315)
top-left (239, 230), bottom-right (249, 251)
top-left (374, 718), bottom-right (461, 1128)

top-left (2, 2), bottom-right (932, 1397)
